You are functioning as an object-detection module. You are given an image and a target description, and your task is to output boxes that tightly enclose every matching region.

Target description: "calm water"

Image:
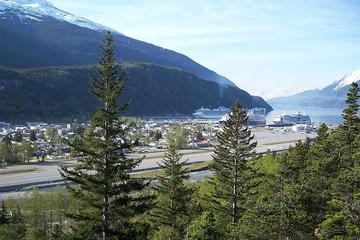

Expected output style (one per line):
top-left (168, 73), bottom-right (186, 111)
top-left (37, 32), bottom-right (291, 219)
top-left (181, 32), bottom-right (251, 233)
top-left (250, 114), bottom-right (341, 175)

top-left (267, 105), bottom-right (343, 126)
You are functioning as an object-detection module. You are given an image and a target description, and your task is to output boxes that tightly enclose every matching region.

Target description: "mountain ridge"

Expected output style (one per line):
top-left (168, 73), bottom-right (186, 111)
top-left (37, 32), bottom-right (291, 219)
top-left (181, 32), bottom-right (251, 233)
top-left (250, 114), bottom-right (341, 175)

top-left (0, 0), bottom-right (238, 88)
top-left (0, 63), bottom-right (272, 123)
top-left (269, 69), bottom-right (360, 108)
top-left (0, 0), bottom-right (273, 121)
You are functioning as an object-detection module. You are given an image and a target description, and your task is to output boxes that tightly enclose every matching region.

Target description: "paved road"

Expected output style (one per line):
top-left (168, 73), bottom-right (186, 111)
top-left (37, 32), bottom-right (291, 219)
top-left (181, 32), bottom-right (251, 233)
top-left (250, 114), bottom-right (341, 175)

top-left (0, 130), bottom-right (316, 193)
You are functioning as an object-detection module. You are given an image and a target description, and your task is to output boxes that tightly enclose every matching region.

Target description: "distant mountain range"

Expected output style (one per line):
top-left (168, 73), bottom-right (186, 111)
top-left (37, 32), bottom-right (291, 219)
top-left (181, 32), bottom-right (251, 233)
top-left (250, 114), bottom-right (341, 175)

top-left (0, 0), bottom-right (272, 122)
top-left (0, 63), bottom-right (272, 123)
top-left (269, 69), bottom-right (360, 109)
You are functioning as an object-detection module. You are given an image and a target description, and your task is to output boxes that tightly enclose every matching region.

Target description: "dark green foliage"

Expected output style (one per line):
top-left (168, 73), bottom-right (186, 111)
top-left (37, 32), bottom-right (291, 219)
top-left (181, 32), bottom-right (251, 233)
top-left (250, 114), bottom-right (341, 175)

top-left (60, 32), bottom-right (150, 239)
top-left (149, 130), bottom-right (162, 142)
top-left (236, 84), bottom-right (360, 240)
top-left (0, 142), bottom-right (18, 165)
top-left (29, 130), bottom-right (37, 142)
top-left (2, 134), bottom-right (11, 145)
top-left (150, 144), bottom-right (192, 238)
top-left (166, 125), bottom-right (189, 149)
top-left (341, 82), bottom-right (360, 137)
top-left (315, 84), bottom-right (360, 239)
top-left (209, 100), bottom-right (257, 226)
top-left (0, 201), bottom-right (9, 225)
top-left (13, 130), bottom-right (23, 142)
top-left (186, 211), bottom-right (222, 240)
top-left (0, 224), bottom-right (25, 240)
top-left (0, 141), bottom-right (34, 165)
top-left (9, 207), bottom-right (26, 238)
top-left (15, 142), bottom-right (34, 163)
top-left (238, 144), bottom-right (315, 240)
top-left (317, 123), bottom-right (329, 143)
top-left (0, 201), bottom-right (27, 239)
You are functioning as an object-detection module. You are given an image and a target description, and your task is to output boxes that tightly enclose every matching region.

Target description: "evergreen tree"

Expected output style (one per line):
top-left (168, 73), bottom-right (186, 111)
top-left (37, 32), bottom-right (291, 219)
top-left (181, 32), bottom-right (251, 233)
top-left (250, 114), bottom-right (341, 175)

top-left (316, 83), bottom-right (360, 239)
top-left (13, 131), bottom-right (23, 143)
top-left (166, 125), bottom-right (189, 149)
top-left (154, 130), bottom-right (162, 141)
top-left (341, 82), bottom-right (360, 138)
top-left (338, 82), bottom-right (360, 167)
top-left (60, 32), bottom-right (149, 240)
top-left (209, 101), bottom-right (257, 226)
top-left (0, 142), bottom-right (18, 165)
top-left (46, 128), bottom-right (56, 141)
top-left (238, 148), bottom-right (314, 240)
top-left (0, 201), bottom-right (9, 225)
top-left (16, 143), bottom-right (34, 163)
top-left (0, 203), bottom-right (26, 239)
top-left (2, 134), bottom-right (12, 146)
top-left (151, 142), bottom-right (192, 239)
top-left (9, 207), bottom-right (26, 238)
top-left (50, 224), bottom-right (63, 240)
top-left (186, 211), bottom-right (221, 240)
top-left (316, 123), bottom-right (329, 143)
top-left (29, 130), bottom-right (37, 142)
top-left (0, 224), bottom-right (25, 240)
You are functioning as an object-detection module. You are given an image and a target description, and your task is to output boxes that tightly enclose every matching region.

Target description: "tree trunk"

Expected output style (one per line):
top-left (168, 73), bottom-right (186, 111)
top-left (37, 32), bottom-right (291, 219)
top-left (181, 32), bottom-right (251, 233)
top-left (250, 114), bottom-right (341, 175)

top-left (103, 195), bottom-right (109, 240)
top-left (232, 158), bottom-right (238, 225)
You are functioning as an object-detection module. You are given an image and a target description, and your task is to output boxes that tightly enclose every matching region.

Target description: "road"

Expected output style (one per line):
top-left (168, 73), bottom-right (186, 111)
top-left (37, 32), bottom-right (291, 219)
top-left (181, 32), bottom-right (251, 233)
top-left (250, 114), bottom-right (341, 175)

top-left (0, 129), bottom-right (316, 193)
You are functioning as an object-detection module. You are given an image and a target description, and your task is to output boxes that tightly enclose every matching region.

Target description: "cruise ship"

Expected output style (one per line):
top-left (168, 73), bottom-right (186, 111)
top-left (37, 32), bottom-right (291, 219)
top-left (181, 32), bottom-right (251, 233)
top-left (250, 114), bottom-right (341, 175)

top-left (247, 107), bottom-right (267, 126)
top-left (193, 106), bottom-right (267, 126)
top-left (193, 106), bottom-right (230, 119)
top-left (272, 111), bottom-right (311, 125)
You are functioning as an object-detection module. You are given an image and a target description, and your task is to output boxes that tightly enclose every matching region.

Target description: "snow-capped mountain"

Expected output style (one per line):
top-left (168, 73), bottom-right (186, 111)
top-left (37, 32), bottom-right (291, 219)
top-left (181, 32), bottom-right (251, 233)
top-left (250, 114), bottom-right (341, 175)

top-left (0, 0), bottom-right (114, 32)
top-left (269, 69), bottom-right (360, 109)
top-left (327, 69), bottom-right (360, 90)
top-left (0, 0), bottom-right (239, 88)
top-left (0, 0), bottom-right (273, 121)
top-left (0, 0), bottom-right (273, 115)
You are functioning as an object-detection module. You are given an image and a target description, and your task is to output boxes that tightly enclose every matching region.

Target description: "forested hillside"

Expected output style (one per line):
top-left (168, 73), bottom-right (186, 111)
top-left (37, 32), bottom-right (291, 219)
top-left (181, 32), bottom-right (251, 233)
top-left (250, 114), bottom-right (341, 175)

top-left (0, 63), bottom-right (271, 123)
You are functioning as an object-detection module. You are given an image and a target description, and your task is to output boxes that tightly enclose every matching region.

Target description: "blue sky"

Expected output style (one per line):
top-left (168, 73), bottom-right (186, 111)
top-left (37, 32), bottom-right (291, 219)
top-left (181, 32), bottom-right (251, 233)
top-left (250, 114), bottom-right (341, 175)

top-left (50, 0), bottom-right (360, 99)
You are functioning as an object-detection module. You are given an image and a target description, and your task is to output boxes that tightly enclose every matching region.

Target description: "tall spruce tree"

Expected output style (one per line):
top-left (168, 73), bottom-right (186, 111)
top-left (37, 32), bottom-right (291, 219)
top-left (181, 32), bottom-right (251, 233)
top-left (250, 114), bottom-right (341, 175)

top-left (337, 82), bottom-right (360, 168)
top-left (60, 32), bottom-right (148, 240)
top-left (29, 130), bottom-right (37, 142)
top-left (209, 101), bottom-right (257, 226)
top-left (316, 123), bottom-right (329, 143)
top-left (342, 82), bottom-right (360, 137)
top-left (150, 141), bottom-right (192, 239)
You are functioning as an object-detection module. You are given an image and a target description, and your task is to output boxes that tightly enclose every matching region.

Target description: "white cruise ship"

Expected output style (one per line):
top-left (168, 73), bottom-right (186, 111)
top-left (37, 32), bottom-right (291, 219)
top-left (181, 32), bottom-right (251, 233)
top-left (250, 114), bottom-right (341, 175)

top-left (247, 107), bottom-right (267, 126)
top-left (272, 111), bottom-right (311, 125)
top-left (193, 106), bottom-right (267, 126)
top-left (193, 106), bottom-right (230, 119)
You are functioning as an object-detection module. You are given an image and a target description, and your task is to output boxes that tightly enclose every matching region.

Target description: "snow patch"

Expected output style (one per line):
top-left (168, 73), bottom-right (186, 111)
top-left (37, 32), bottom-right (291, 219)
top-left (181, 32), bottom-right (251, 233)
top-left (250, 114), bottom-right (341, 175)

top-left (23, 3), bottom-right (41, 8)
top-left (333, 69), bottom-right (360, 90)
top-left (26, 14), bottom-right (41, 21)
top-left (0, 0), bottom-right (118, 32)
